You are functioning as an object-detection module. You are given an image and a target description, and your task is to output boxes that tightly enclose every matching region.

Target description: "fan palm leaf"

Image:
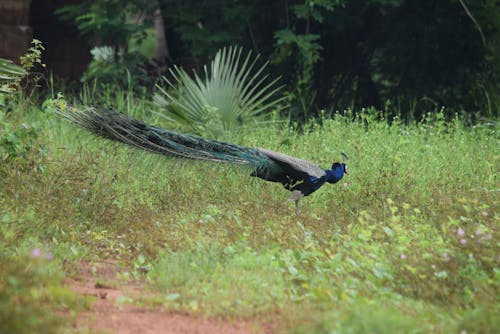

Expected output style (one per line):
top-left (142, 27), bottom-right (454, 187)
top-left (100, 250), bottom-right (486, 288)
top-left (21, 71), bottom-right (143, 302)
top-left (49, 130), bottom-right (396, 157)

top-left (0, 58), bottom-right (27, 95)
top-left (154, 46), bottom-right (286, 137)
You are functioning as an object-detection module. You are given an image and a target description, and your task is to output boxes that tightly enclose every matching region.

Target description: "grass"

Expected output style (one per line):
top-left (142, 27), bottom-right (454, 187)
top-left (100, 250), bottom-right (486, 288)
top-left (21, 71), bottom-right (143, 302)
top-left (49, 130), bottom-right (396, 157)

top-left (0, 96), bottom-right (498, 333)
top-left (0, 253), bottom-right (93, 333)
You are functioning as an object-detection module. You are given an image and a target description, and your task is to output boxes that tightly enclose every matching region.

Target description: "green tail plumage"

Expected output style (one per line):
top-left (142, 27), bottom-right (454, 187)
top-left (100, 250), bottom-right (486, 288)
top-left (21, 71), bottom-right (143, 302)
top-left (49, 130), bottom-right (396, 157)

top-left (59, 107), bottom-right (269, 166)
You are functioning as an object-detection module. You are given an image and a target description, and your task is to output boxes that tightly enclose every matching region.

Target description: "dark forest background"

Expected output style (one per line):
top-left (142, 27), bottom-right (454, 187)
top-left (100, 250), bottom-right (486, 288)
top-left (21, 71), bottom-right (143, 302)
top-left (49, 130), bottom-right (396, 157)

top-left (54, 0), bottom-right (499, 120)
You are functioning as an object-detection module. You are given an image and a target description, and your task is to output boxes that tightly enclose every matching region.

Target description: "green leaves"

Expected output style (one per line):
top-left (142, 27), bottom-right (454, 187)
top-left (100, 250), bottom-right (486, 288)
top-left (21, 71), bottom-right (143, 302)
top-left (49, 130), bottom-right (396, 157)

top-left (154, 46), bottom-right (286, 137)
top-left (292, 0), bottom-right (342, 23)
top-left (1, 40), bottom-right (45, 108)
top-left (274, 29), bottom-right (322, 63)
top-left (57, 1), bottom-right (144, 46)
top-left (0, 120), bottom-right (40, 163)
top-left (19, 39), bottom-right (45, 71)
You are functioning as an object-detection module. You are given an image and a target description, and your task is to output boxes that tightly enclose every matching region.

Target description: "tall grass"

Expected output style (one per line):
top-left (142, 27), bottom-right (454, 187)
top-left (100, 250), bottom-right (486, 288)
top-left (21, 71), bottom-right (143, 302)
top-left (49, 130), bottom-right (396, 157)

top-left (1, 96), bottom-right (498, 333)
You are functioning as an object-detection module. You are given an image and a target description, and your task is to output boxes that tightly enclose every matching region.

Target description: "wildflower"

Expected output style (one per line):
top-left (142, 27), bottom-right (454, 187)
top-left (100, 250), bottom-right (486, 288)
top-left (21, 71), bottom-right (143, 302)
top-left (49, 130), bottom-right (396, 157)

top-left (482, 211), bottom-right (488, 217)
top-left (475, 229), bottom-right (482, 236)
top-left (457, 228), bottom-right (465, 237)
top-left (343, 182), bottom-right (348, 189)
top-left (485, 233), bottom-right (492, 240)
top-left (442, 253), bottom-right (450, 261)
top-left (31, 248), bottom-right (41, 257)
top-left (198, 219), bottom-right (204, 224)
top-left (45, 252), bottom-right (53, 260)
top-left (460, 238), bottom-right (467, 245)
top-left (400, 254), bottom-right (406, 260)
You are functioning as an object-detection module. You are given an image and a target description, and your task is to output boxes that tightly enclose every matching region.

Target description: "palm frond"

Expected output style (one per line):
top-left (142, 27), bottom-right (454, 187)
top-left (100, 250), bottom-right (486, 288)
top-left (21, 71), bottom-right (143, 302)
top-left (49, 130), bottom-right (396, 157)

top-left (0, 58), bottom-right (27, 101)
top-left (154, 46), bottom-right (286, 137)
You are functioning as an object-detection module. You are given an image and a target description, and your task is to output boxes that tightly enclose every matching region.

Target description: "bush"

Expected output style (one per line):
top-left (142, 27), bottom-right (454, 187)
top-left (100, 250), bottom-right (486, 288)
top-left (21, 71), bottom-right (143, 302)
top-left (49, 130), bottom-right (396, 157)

top-left (0, 41), bottom-right (47, 169)
top-left (82, 47), bottom-right (150, 90)
top-left (0, 111), bottom-right (43, 165)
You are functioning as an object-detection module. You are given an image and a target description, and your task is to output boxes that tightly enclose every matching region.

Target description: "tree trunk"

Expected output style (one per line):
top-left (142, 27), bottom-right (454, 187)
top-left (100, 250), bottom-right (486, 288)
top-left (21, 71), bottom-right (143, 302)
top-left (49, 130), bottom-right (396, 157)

top-left (154, 6), bottom-right (169, 64)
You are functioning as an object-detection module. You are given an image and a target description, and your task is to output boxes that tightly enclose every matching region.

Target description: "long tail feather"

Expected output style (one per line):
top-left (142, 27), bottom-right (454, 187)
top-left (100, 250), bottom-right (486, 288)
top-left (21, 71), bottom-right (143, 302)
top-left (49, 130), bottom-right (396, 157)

top-left (58, 107), bottom-right (268, 166)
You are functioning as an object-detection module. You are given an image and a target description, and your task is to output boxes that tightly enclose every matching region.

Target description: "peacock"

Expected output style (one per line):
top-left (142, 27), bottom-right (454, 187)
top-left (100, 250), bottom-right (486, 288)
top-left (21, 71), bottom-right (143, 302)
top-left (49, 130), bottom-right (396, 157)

top-left (58, 108), bottom-right (348, 208)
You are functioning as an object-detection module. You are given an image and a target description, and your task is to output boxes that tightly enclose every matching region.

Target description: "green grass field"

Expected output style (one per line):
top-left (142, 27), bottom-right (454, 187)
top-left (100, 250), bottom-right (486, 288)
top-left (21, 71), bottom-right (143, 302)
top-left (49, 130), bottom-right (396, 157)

top-left (1, 98), bottom-right (498, 333)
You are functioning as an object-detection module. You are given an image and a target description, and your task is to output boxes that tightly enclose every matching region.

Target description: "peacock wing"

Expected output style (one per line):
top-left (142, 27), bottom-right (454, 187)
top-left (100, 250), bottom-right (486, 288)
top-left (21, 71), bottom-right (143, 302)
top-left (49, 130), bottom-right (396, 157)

top-left (257, 148), bottom-right (326, 180)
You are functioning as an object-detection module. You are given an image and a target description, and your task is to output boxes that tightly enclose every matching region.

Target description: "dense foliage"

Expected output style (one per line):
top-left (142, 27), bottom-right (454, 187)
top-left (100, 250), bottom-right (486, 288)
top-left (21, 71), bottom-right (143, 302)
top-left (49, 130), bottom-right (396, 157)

top-left (56, 0), bottom-right (155, 57)
top-left (55, 0), bottom-right (499, 120)
top-left (169, 0), bottom-right (500, 116)
top-left (1, 40), bottom-right (45, 164)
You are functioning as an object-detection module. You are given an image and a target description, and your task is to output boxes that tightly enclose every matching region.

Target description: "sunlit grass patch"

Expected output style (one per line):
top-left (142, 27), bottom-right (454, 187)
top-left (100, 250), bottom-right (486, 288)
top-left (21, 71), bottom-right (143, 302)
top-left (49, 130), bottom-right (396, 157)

top-left (291, 298), bottom-right (453, 334)
top-left (148, 245), bottom-right (287, 316)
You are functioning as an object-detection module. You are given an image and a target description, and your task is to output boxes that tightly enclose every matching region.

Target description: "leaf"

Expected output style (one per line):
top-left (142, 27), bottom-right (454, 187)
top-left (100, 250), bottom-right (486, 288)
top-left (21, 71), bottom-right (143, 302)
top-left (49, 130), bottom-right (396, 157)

top-left (165, 293), bottom-right (180, 301)
top-left (116, 295), bottom-right (134, 304)
top-left (288, 265), bottom-right (299, 276)
top-left (382, 226), bottom-right (394, 237)
top-left (372, 264), bottom-right (388, 279)
top-left (0, 58), bottom-right (27, 76)
top-left (1, 214), bottom-right (11, 224)
top-left (434, 271), bottom-right (448, 279)
top-left (70, 246), bottom-right (79, 256)
top-left (0, 58), bottom-right (26, 96)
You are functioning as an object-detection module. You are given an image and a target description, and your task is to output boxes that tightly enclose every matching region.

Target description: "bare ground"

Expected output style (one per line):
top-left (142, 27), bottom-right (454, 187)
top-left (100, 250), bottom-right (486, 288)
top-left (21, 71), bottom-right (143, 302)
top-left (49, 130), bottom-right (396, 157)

top-left (65, 260), bottom-right (273, 334)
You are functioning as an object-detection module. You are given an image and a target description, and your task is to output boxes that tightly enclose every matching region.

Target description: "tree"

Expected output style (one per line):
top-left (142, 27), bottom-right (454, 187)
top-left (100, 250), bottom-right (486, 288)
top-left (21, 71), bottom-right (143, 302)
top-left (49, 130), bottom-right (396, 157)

top-left (56, 0), bottom-right (156, 60)
top-left (57, 0), bottom-right (500, 117)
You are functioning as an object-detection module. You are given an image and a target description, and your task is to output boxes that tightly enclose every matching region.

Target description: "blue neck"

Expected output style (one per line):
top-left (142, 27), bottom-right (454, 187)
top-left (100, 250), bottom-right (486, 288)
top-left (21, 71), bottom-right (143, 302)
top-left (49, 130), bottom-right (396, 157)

top-left (325, 167), bottom-right (344, 184)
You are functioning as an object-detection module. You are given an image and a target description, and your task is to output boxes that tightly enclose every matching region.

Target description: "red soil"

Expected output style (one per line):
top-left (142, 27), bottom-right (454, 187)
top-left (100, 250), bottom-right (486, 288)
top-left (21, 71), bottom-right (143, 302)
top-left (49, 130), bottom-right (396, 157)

top-left (65, 260), bottom-right (272, 334)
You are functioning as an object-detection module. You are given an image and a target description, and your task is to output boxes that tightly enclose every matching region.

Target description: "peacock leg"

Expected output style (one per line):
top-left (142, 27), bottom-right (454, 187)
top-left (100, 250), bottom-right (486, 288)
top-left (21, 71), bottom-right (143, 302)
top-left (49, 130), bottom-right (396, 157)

top-left (288, 190), bottom-right (303, 214)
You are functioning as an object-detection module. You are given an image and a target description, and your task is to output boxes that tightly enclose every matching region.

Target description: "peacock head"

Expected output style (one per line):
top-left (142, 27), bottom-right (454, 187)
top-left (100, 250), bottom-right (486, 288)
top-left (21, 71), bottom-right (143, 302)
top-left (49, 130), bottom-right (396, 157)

top-left (331, 162), bottom-right (348, 175)
top-left (328, 152), bottom-right (349, 183)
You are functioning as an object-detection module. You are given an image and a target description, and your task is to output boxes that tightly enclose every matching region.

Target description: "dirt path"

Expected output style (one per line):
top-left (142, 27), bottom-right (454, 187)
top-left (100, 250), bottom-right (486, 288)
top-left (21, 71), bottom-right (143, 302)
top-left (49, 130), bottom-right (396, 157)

top-left (65, 260), bottom-right (271, 334)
